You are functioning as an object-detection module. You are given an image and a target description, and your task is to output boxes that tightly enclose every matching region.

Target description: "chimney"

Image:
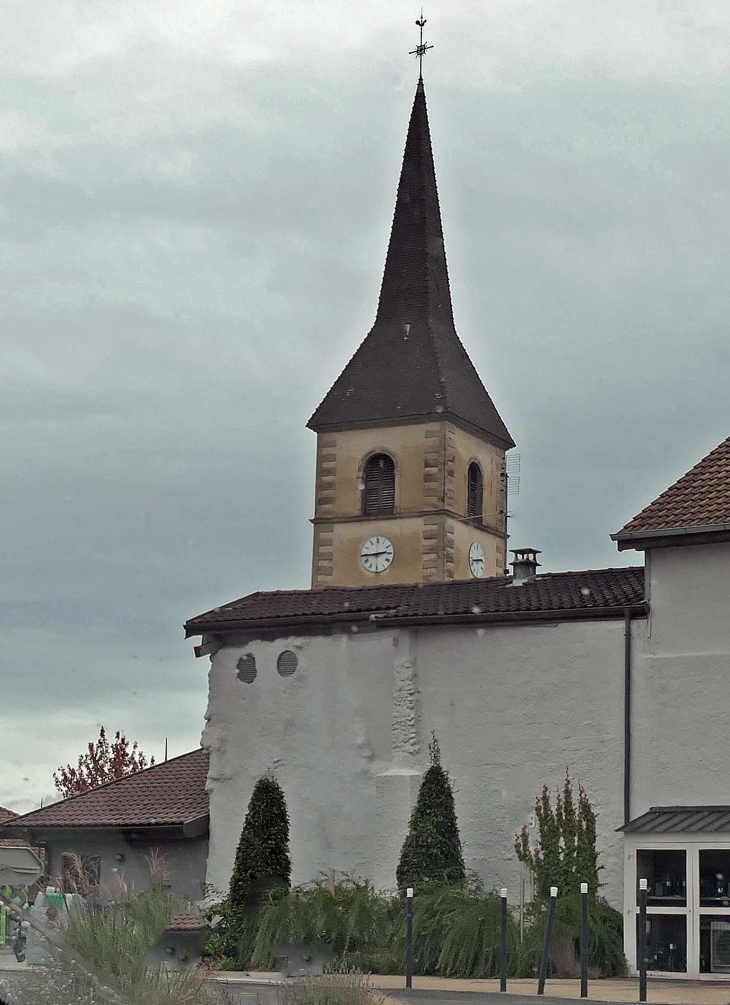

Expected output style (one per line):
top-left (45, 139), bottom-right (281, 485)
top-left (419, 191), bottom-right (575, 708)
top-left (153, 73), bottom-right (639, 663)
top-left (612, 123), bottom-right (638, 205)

top-left (510, 548), bottom-right (541, 585)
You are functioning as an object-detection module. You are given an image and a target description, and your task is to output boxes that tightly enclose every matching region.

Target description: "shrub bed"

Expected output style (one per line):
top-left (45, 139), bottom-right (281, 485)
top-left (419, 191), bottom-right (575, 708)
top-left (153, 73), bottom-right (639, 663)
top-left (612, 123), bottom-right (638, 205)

top-left (204, 876), bottom-right (626, 979)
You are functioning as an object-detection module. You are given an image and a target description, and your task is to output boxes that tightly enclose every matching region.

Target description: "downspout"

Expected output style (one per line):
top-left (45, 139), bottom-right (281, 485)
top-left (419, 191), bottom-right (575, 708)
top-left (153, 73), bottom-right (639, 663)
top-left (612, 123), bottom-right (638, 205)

top-left (623, 608), bottom-right (632, 826)
top-left (503, 466), bottom-right (509, 575)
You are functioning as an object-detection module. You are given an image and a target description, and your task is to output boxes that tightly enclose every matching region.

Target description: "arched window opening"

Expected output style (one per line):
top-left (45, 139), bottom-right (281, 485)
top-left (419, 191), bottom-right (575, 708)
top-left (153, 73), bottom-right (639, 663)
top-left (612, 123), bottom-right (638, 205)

top-left (362, 453), bottom-right (395, 515)
top-left (467, 462), bottom-right (483, 521)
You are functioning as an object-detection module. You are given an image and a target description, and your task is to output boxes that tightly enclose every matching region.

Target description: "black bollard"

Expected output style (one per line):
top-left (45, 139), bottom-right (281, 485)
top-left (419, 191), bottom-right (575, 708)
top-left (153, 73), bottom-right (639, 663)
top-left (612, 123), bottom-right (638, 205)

top-left (537, 886), bottom-right (558, 995)
top-left (580, 882), bottom-right (588, 998)
top-left (638, 879), bottom-right (647, 1003)
top-left (500, 888), bottom-right (508, 993)
top-left (405, 886), bottom-right (414, 989)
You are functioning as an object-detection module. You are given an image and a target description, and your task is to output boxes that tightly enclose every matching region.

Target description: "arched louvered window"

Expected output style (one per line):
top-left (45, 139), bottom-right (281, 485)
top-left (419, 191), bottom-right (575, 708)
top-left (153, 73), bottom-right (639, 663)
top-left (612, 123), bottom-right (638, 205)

top-left (362, 453), bottom-right (396, 515)
top-left (467, 462), bottom-right (483, 521)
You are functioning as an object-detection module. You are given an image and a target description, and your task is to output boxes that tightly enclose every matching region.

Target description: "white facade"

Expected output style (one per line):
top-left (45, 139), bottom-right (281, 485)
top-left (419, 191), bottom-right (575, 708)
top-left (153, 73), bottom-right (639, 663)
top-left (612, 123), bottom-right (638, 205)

top-left (203, 617), bottom-right (633, 902)
top-left (621, 541), bottom-right (730, 977)
top-left (199, 540), bottom-right (730, 976)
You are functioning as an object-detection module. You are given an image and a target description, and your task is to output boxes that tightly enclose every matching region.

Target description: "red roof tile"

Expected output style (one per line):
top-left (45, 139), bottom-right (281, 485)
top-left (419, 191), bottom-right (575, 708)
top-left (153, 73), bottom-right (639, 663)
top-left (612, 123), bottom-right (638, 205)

top-left (166, 912), bottom-right (206, 933)
top-left (2, 749), bottom-right (208, 831)
top-left (615, 435), bottom-right (730, 540)
top-left (186, 566), bottom-right (645, 635)
top-left (307, 81), bottom-right (513, 447)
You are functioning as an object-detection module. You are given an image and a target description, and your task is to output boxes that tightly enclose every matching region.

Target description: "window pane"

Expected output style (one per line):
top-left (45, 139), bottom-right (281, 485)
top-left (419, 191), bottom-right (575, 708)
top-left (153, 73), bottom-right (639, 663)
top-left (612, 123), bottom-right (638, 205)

top-left (637, 848), bottom-right (686, 907)
top-left (700, 916), bottom-right (730, 973)
top-left (637, 914), bottom-right (686, 973)
top-left (699, 849), bottom-right (730, 908)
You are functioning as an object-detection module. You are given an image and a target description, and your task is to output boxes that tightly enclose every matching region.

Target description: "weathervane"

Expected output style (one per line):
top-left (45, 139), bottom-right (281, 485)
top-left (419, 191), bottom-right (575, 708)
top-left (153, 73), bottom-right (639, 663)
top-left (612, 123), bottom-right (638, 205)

top-left (409, 10), bottom-right (433, 81)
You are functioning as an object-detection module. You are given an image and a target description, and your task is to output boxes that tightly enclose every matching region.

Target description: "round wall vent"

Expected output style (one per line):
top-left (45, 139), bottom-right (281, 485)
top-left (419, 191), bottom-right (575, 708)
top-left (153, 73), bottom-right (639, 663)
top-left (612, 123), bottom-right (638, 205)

top-left (236, 654), bottom-right (257, 683)
top-left (277, 650), bottom-right (298, 677)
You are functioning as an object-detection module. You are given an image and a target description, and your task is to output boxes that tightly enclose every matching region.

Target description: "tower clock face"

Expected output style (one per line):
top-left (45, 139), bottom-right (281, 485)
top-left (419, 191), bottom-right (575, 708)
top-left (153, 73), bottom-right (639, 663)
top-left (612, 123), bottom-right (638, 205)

top-left (361, 535), bottom-right (394, 573)
top-left (469, 541), bottom-right (485, 578)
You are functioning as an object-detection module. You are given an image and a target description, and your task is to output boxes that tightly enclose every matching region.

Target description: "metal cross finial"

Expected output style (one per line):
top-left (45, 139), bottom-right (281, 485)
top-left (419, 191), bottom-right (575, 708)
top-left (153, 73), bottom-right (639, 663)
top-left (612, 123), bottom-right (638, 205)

top-left (409, 10), bottom-right (433, 81)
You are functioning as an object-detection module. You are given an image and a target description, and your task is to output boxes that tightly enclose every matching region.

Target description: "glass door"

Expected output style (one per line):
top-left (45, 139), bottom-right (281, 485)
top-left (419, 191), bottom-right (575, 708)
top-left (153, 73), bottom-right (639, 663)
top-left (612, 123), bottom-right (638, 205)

top-left (697, 847), bottom-right (730, 975)
top-left (637, 848), bottom-right (688, 974)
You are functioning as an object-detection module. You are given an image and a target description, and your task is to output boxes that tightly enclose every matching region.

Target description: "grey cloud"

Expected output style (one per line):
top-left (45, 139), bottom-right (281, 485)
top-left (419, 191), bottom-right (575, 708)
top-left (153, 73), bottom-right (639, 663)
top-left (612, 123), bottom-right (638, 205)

top-left (2, 0), bottom-right (729, 807)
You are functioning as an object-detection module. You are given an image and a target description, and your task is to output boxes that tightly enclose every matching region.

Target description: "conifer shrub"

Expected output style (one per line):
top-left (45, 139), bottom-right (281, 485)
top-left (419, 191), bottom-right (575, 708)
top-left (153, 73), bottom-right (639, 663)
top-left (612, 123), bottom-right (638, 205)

top-left (396, 735), bottom-right (465, 891)
top-left (229, 775), bottom-right (292, 915)
top-left (206, 775), bottom-right (291, 967)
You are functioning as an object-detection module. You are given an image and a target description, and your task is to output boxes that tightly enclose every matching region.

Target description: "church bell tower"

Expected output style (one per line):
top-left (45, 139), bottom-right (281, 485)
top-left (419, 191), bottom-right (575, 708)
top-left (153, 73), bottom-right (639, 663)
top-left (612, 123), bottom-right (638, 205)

top-left (308, 77), bottom-right (514, 588)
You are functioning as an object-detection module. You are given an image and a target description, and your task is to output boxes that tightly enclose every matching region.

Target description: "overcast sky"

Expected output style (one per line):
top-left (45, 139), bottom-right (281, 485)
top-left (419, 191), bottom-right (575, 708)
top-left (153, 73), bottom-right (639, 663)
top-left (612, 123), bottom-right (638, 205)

top-left (2, 0), bottom-right (729, 813)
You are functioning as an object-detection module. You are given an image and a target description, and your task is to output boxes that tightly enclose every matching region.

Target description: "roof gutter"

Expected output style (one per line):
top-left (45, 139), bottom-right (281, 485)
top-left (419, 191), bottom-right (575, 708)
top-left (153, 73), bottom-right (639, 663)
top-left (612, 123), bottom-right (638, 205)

top-left (8, 821), bottom-right (208, 842)
top-left (613, 522), bottom-right (730, 550)
top-left (186, 602), bottom-right (648, 638)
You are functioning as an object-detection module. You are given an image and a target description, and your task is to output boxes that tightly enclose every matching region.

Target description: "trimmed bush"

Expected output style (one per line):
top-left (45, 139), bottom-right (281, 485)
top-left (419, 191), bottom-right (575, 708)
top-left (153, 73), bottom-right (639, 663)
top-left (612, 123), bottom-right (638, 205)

top-left (229, 776), bottom-right (291, 916)
top-left (396, 735), bottom-right (465, 891)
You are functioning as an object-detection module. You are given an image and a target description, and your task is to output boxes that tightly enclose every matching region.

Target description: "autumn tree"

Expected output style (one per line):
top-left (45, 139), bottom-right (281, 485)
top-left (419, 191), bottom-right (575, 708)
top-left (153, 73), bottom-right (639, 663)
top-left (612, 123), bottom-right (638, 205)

top-left (515, 769), bottom-right (600, 898)
top-left (396, 733), bottom-right (465, 890)
top-left (54, 726), bottom-right (154, 798)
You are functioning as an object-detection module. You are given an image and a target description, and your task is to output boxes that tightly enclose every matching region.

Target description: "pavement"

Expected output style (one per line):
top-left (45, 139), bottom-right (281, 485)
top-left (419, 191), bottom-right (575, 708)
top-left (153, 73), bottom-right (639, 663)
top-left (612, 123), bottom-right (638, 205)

top-left (2, 956), bottom-right (729, 1005)
top-left (208, 972), bottom-right (730, 1005)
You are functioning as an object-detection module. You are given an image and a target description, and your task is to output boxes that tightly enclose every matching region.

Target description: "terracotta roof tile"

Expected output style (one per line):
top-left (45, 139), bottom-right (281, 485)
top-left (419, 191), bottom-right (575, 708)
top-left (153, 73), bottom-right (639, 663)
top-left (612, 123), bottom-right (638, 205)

top-left (186, 566), bottom-right (645, 634)
top-left (2, 749), bottom-right (208, 831)
top-left (166, 912), bottom-right (206, 932)
top-left (615, 435), bottom-right (730, 538)
top-left (307, 81), bottom-right (513, 447)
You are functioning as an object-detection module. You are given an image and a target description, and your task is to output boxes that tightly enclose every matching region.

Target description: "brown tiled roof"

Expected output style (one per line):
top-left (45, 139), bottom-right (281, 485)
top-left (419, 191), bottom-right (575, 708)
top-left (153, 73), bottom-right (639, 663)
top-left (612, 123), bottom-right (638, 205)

top-left (615, 434), bottom-right (730, 541)
top-left (186, 566), bottom-right (645, 635)
top-left (166, 912), bottom-right (206, 933)
top-left (307, 81), bottom-right (513, 448)
top-left (2, 749), bottom-right (208, 832)
top-left (0, 809), bottom-right (42, 854)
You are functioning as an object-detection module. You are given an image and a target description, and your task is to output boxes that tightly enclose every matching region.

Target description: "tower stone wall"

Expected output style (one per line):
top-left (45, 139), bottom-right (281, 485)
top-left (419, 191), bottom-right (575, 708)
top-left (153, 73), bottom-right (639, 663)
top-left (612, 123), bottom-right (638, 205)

top-left (311, 420), bottom-right (506, 587)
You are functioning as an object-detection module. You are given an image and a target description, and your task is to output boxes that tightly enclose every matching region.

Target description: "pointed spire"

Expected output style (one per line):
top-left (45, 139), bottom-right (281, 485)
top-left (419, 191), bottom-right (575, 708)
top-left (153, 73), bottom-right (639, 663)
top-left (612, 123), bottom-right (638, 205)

top-left (375, 80), bottom-right (453, 329)
top-left (308, 82), bottom-right (513, 448)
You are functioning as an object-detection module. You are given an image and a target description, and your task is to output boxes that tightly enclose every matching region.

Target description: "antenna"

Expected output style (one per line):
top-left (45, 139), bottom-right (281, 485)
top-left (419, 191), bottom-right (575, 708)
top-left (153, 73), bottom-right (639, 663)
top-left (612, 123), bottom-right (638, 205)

top-left (164, 738), bottom-right (168, 762)
top-left (502, 454), bottom-right (522, 574)
top-left (506, 453), bottom-right (521, 498)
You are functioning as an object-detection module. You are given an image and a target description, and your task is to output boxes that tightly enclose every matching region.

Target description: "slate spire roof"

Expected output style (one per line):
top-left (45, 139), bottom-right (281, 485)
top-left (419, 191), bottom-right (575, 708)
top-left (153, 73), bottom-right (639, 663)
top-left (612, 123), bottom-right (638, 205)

top-left (308, 81), bottom-right (513, 448)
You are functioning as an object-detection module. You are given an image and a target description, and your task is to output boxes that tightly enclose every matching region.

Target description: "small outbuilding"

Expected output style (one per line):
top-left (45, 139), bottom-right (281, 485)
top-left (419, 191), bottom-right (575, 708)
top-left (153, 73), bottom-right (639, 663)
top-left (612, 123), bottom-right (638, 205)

top-left (0, 749), bottom-right (209, 902)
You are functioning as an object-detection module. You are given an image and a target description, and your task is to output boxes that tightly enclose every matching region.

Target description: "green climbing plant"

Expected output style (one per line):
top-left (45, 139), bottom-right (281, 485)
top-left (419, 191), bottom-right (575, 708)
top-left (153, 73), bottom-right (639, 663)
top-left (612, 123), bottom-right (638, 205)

top-left (514, 769), bottom-right (601, 898)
